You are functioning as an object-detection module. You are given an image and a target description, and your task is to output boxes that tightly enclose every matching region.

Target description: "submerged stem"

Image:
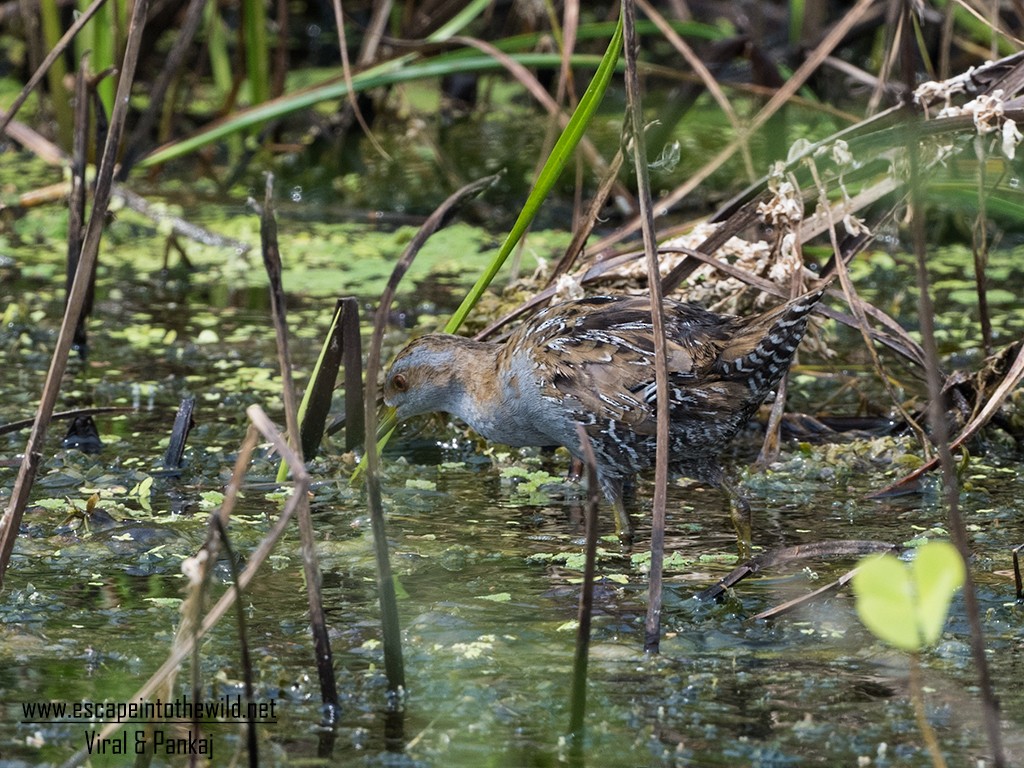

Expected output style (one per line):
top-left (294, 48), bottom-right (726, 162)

top-left (908, 653), bottom-right (948, 768)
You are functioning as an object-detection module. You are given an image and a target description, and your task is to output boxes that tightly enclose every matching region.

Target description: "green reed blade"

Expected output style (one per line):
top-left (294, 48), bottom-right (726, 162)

top-left (443, 14), bottom-right (623, 334)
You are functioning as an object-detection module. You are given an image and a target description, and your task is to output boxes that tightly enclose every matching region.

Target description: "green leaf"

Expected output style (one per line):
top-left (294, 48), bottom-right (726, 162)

top-left (475, 592), bottom-right (512, 602)
top-left (912, 541), bottom-right (966, 646)
top-left (852, 542), bottom-right (965, 652)
top-left (853, 553), bottom-right (919, 651)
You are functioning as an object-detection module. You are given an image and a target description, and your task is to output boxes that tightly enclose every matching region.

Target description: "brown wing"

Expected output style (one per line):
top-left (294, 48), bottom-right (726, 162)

top-left (514, 296), bottom-right (734, 435)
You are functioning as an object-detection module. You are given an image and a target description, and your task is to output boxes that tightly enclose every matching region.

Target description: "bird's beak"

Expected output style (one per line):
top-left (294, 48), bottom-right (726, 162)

top-left (376, 403), bottom-right (398, 441)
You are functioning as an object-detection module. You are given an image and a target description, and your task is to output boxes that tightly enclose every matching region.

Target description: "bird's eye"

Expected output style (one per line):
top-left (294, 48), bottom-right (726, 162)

top-left (392, 373), bottom-right (408, 392)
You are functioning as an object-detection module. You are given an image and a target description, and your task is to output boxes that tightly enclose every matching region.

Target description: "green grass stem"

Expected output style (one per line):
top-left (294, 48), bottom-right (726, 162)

top-left (444, 17), bottom-right (623, 333)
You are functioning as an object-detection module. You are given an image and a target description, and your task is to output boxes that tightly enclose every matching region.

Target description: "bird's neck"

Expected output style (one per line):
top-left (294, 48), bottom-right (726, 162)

top-left (444, 340), bottom-right (506, 436)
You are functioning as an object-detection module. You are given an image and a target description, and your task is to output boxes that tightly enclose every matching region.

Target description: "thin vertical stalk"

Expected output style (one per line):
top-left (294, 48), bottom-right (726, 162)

top-left (904, 12), bottom-right (1004, 763)
top-left (259, 175), bottom-right (340, 718)
top-left (66, 61), bottom-right (89, 352)
top-left (212, 515), bottom-right (260, 766)
top-left (568, 426), bottom-right (601, 747)
top-left (621, 0), bottom-right (670, 654)
top-left (972, 159), bottom-right (992, 355)
top-left (340, 297), bottom-right (365, 451)
top-left (243, 0), bottom-right (270, 104)
top-left (331, 0), bottom-right (390, 159)
top-left (0, 0), bottom-right (149, 589)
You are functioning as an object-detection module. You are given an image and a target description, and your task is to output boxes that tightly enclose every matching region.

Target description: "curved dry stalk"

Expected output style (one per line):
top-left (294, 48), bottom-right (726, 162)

top-left (636, 0), bottom-right (755, 180)
top-left (866, 1), bottom-right (905, 116)
top-left (621, 0), bottom-right (670, 654)
top-left (449, 34), bottom-right (615, 181)
top-left (331, 0), bottom-right (391, 161)
top-left (258, 174), bottom-right (340, 714)
top-left (361, 173), bottom-right (502, 697)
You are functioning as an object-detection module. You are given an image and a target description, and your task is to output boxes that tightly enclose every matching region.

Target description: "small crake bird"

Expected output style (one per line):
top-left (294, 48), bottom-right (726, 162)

top-left (382, 286), bottom-right (827, 529)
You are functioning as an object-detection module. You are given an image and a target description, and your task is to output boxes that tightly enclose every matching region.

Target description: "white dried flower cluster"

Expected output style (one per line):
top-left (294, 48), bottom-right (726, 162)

top-left (552, 272), bottom-right (585, 301)
top-left (928, 88), bottom-right (1023, 159)
top-left (940, 90), bottom-right (1005, 132)
top-left (601, 222), bottom-right (770, 304)
top-left (809, 138), bottom-right (855, 168)
top-left (842, 212), bottom-right (870, 236)
top-left (757, 166), bottom-right (803, 229)
top-left (769, 232), bottom-right (802, 282)
top-left (832, 139), bottom-right (853, 167)
top-left (914, 70), bottom-right (974, 111)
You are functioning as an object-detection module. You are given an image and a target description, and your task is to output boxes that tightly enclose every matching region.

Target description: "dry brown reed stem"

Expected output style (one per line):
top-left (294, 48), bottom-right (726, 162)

top-left (0, 0), bottom-right (149, 590)
top-left (354, 0), bottom-right (392, 64)
top-left (621, 0), bottom-right (670, 653)
top-left (340, 298), bottom-right (366, 451)
top-left (636, 0), bottom-right (755, 181)
top-left (906, 96), bottom-right (1006, 768)
top-left (57, 407), bottom-right (305, 768)
top-left (972, 160), bottom-right (994, 356)
top-left (259, 174), bottom-right (339, 714)
top-left (1013, 544), bottom-right (1023, 603)
top-left (0, 0), bottom-right (107, 137)
top-left (866, 1), bottom-right (904, 116)
top-left (67, 62), bottom-right (92, 350)
top-left (331, 0), bottom-right (391, 161)
top-left (210, 515), bottom-right (261, 761)
top-left (558, 0), bottom-right (580, 101)
top-left (594, 0), bottom-right (878, 255)
top-left (449, 34), bottom-right (616, 185)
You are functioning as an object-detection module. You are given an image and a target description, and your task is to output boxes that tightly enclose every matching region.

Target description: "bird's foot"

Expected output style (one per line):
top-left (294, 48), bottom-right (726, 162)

top-left (722, 480), bottom-right (753, 560)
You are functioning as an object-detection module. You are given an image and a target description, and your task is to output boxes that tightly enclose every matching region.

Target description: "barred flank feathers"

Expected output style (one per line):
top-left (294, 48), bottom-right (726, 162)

top-left (719, 286), bottom-right (827, 396)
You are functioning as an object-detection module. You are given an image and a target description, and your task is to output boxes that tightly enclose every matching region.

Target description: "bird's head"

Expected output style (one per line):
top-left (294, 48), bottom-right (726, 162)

top-left (382, 334), bottom-right (478, 425)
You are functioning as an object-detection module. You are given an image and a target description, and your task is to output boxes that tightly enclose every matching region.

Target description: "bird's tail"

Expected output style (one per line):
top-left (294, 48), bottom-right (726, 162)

top-left (716, 284), bottom-right (829, 396)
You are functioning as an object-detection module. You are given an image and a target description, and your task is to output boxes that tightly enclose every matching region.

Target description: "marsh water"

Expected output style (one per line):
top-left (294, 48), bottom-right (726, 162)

top-left (2, 127), bottom-right (1024, 768)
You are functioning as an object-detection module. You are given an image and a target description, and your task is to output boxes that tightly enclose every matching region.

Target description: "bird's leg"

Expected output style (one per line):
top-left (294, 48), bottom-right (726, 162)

top-left (720, 477), bottom-right (752, 560)
top-left (607, 479), bottom-right (634, 547)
